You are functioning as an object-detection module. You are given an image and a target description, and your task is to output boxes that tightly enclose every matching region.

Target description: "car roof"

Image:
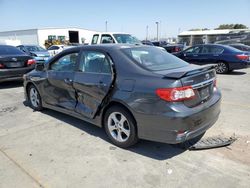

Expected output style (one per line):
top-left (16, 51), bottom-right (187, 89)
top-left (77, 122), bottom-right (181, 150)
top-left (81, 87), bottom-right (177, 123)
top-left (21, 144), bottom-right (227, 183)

top-left (0, 44), bottom-right (16, 47)
top-left (192, 44), bottom-right (227, 48)
top-left (65, 44), bottom-right (142, 51)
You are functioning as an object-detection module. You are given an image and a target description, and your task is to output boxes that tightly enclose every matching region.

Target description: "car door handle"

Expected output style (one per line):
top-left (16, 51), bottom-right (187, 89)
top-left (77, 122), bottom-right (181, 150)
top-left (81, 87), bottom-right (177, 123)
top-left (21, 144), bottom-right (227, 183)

top-left (193, 54), bottom-right (198, 57)
top-left (64, 78), bottom-right (73, 85)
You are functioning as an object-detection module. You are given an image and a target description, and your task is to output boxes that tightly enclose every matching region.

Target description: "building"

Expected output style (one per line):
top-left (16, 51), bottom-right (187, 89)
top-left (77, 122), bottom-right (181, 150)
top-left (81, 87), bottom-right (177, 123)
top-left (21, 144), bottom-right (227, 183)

top-left (0, 27), bottom-right (99, 47)
top-left (178, 29), bottom-right (250, 46)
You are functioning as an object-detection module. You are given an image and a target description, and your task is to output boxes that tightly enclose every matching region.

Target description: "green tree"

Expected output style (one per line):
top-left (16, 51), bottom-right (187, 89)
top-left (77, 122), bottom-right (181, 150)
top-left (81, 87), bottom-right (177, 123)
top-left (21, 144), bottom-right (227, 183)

top-left (215, 24), bottom-right (248, 30)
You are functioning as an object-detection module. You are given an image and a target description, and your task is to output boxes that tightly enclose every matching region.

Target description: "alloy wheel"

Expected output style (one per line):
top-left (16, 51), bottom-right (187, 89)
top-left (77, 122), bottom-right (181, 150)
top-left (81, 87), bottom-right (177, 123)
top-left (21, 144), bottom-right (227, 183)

top-left (216, 62), bottom-right (228, 74)
top-left (107, 112), bottom-right (131, 142)
top-left (29, 87), bottom-right (40, 108)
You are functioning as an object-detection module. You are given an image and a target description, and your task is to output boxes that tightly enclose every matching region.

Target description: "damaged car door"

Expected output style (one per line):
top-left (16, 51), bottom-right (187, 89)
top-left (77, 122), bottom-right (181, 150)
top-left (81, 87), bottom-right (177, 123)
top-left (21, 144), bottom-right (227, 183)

top-left (73, 50), bottom-right (114, 118)
top-left (44, 50), bottom-right (80, 110)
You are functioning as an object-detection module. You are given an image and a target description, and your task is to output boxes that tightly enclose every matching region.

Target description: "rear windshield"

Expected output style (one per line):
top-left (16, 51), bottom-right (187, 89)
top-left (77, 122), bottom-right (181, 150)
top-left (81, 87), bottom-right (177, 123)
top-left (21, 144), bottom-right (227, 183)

top-left (26, 45), bottom-right (46, 52)
top-left (0, 46), bottom-right (25, 55)
top-left (113, 34), bottom-right (142, 45)
top-left (121, 46), bottom-right (188, 71)
top-left (225, 45), bottom-right (244, 53)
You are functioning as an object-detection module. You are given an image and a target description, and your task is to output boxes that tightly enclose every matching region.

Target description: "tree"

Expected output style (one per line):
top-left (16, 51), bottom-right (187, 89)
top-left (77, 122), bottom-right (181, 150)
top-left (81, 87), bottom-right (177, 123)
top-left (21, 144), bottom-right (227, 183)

top-left (215, 24), bottom-right (248, 30)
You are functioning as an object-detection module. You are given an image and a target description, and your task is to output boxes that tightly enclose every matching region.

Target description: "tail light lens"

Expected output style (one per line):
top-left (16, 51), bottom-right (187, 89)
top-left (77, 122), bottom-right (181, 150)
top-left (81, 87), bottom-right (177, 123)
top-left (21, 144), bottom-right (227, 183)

top-left (174, 47), bottom-right (180, 52)
top-left (236, 54), bottom-right (249, 61)
top-left (27, 59), bottom-right (36, 66)
top-left (156, 86), bottom-right (195, 102)
top-left (0, 63), bottom-right (4, 69)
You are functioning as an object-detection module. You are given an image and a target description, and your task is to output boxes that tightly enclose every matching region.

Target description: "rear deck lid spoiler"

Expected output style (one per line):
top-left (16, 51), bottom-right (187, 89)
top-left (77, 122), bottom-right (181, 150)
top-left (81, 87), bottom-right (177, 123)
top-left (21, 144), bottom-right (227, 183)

top-left (163, 65), bottom-right (216, 79)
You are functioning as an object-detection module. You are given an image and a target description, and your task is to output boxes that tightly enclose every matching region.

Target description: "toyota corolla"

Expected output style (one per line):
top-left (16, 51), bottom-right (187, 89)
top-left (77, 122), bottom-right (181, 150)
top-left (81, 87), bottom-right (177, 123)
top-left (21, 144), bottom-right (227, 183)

top-left (23, 44), bottom-right (221, 148)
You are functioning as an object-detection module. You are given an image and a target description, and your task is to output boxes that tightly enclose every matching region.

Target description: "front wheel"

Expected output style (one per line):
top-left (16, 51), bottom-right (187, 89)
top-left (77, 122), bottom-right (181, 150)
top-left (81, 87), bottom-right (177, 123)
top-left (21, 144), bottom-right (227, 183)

top-left (28, 85), bottom-right (43, 111)
top-left (104, 106), bottom-right (138, 148)
top-left (215, 62), bottom-right (229, 74)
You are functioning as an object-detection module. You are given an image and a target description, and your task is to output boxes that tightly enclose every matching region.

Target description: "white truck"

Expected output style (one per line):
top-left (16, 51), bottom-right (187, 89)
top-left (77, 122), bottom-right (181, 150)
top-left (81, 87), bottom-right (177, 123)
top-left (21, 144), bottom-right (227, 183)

top-left (90, 32), bottom-right (142, 45)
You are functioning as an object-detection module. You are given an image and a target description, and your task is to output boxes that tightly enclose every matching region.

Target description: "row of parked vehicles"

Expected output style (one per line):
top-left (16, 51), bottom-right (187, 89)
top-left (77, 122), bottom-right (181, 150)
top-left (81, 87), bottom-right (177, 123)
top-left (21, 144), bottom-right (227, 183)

top-left (0, 33), bottom-right (250, 82)
top-left (0, 33), bottom-right (249, 148)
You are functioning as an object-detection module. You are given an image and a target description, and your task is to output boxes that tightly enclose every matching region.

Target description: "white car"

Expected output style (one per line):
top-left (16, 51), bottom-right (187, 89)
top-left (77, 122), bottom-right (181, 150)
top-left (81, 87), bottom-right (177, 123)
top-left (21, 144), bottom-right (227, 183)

top-left (47, 45), bottom-right (65, 56)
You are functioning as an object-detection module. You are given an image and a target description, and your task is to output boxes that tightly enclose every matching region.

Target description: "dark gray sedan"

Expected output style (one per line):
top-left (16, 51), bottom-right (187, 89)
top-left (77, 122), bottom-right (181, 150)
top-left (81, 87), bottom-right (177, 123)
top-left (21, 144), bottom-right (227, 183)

top-left (23, 44), bottom-right (221, 148)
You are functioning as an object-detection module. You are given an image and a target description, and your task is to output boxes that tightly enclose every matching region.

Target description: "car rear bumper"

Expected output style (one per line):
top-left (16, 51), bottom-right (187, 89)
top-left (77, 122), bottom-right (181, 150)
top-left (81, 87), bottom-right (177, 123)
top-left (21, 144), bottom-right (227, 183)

top-left (228, 61), bottom-right (250, 70)
top-left (0, 66), bottom-right (34, 82)
top-left (134, 90), bottom-right (221, 144)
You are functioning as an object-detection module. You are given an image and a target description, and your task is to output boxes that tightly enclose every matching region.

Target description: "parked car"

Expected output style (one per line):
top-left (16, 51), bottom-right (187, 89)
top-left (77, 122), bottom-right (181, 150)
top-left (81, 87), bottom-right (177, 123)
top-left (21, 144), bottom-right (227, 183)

top-left (47, 45), bottom-right (65, 56)
top-left (24, 44), bottom-right (221, 148)
top-left (91, 32), bottom-right (141, 45)
top-left (17, 45), bottom-right (50, 63)
top-left (0, 45), bottom-right (35, 82)
top-left (175, 44), bottom-right (250, 73)
top-left (228, 44), bottom-right (250, 52)
top-left (141, 40), bottom-right (154, 46)
top-left (151, 41), bottom-right (184, 53)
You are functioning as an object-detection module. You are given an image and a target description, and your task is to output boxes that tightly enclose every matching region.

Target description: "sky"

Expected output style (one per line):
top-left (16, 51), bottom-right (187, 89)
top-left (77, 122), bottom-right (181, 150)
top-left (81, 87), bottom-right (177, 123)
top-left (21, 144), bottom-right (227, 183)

top-left (0, 0), bottom-right (250, 40)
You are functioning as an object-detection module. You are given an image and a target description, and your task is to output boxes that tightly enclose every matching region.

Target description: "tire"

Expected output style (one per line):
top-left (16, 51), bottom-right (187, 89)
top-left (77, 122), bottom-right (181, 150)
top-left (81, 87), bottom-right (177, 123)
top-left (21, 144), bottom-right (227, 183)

top-left (28, 85), bottom-right (43, 111)
top-left (215, 62), bottom-right (229, 74)
top-left (104, 106), bottom-right (138, 148)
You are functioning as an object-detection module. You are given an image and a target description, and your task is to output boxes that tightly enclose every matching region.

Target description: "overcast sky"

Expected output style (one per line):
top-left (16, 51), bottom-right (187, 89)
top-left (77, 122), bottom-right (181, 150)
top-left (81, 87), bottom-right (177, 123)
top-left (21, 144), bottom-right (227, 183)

top-left (0, 0), bottom-right (249, 39)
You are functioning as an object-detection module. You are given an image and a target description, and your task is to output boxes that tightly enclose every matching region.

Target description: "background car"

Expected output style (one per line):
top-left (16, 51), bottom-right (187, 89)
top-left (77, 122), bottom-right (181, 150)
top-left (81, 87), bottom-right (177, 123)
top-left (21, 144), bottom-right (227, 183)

top-left (17, 45), bottom-right (50, 63)
top-left (149, 41), bottom-right (184, 53)
top-left (228, 43), bottom-right (250, 52)
top-left (47, 45), bottom-right (65, 56)
top-left (24, 44), bottom-right (221, 148)
top-left (175, 44), bottom-right (250, 73)
top-left (0, 45), bottom-right (35, 82)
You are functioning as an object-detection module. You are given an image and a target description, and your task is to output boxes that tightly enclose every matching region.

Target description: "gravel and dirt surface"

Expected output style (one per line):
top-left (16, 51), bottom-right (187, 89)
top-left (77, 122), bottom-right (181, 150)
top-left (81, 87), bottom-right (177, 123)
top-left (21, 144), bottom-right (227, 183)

top-left (0, 69), bottom-right (249, 188)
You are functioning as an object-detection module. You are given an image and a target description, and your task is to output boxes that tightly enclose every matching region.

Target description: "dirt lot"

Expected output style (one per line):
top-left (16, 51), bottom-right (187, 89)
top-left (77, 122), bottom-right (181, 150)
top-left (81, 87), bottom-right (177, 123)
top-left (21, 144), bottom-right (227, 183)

top-left (0, 69), bottom-right (250, 188)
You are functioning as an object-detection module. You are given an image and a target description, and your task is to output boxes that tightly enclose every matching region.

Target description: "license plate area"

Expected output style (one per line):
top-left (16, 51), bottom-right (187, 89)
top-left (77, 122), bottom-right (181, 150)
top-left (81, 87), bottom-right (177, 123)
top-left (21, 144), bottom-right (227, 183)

top-left (6, 62), bottom-right (23, 68)
top-left (198, 86), bottom-right (210, 100)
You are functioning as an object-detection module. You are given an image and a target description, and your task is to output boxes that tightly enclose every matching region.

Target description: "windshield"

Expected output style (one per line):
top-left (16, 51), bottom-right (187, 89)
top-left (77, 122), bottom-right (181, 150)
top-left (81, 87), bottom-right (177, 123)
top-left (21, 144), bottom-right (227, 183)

top-left (122, 47), bottom-right (188, 71)
top-left (0, 46), bottom-right (25, 55)
top-left (113, 34), bottom-right (142, 44)
top-left (26, 45), bottom-right (46, 52)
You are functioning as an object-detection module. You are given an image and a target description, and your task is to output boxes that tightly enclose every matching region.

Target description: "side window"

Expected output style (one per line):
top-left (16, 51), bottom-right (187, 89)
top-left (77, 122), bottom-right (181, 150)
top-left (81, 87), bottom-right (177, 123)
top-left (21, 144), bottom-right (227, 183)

top-left (201, 46), bottom-right (211, 54)
top-left (100, 35), bottom-right (114, 44)
top-left (48, 46), bottom-right (59, 50)
top-left (91, 34), bottom-right (99, 44)
top-left (211, 46), bottom-right (224, 54)
top-left (50, 52), bottom-right (78, 72)
top-left (79, 51), bottom-right (111, 74)
top-left (185, 46), bottom-right (201, 54)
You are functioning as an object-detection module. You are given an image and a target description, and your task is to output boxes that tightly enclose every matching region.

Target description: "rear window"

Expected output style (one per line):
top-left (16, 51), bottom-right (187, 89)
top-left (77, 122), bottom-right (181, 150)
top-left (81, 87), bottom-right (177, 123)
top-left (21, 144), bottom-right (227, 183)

top-left (0, 46), bottom-right (25, 55)
top-left (113, 34), bottom-right (141, 44)
top-left (122, 47), bottom-right (188, 71)
top-left (26, 45), bottom-right (46, 52)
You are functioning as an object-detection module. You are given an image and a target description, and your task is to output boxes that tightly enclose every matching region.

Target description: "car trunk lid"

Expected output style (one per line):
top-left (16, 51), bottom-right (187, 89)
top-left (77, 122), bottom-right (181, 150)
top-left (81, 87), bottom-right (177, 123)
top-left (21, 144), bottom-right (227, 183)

top-left (0, 55), bottom-right (31, 68)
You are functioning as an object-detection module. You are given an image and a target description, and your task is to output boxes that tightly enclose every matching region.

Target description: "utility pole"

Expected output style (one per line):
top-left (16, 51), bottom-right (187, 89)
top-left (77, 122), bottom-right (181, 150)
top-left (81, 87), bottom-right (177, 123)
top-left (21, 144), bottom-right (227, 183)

top-left (146, 25), bottom-right (149, 41)
top-left (155, 22), bottom-right (159, 41)
top-left (105, 21), bottom-right (108, 32)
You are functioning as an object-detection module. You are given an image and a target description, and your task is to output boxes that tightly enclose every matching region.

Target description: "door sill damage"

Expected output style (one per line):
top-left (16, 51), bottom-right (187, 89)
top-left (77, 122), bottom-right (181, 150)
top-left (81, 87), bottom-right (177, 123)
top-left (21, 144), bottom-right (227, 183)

top-left (182, 136), bottom-right (237, 150)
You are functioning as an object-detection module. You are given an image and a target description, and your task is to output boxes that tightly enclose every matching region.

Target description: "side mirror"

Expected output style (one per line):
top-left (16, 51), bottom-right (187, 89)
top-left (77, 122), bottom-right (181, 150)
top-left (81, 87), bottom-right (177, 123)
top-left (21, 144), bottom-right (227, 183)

top-left (35, 63), bottom-right (45, 71)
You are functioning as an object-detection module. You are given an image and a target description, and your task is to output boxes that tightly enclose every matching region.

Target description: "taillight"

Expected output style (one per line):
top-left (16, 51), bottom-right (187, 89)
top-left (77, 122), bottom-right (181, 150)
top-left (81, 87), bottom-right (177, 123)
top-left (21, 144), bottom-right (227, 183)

top-left (27, 59), bottom-right (36, 66)
top-left (156, 86), bottom-right (195, 102)
top-left (0, 63), bottom-right (4, 69)
top-left (236, 54), bottom-right (249, 61)
top-left (174, 47), bottom-right (180, 52)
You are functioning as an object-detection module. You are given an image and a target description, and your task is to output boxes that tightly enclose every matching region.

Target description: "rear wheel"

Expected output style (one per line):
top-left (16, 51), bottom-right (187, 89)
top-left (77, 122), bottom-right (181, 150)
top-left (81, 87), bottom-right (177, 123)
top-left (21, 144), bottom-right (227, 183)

top-left (215, 62), bottom-right (229, 74)
top-left (104, 106), bottom-right (138, 148)
top-left (28, 85), bottom-right (43, 111)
